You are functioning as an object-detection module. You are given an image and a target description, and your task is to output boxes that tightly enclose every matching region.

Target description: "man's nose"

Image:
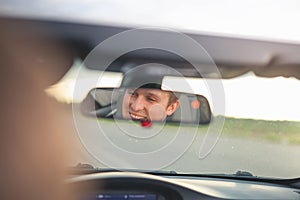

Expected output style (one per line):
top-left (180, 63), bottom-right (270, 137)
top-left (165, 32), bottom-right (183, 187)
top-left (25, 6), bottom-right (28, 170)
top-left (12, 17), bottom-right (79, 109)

top-left (130, 96), bottom-right (145, 111)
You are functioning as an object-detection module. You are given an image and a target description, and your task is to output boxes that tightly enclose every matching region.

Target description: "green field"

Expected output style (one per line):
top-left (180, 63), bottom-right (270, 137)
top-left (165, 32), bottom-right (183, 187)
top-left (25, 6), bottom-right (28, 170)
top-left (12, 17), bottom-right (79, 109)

top-left (96, 116), bottom-right (300, 145)
top-left (217, 117), bottom-right (300, 145)
top-left (151, 116), bottom-right (300, 145)
top-left (70, 101), bottom-right (300, 145)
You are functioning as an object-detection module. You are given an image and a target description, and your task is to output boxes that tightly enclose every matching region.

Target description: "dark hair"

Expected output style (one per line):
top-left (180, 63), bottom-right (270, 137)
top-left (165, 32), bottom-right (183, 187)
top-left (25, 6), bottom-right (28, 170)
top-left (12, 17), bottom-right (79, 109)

top-left (167, 91), bottom-right (179, 106)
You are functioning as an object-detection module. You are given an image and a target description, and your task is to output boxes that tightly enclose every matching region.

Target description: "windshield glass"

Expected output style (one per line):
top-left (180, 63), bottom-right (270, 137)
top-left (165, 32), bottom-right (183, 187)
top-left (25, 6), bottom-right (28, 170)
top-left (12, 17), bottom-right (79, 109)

top-left (46, 59), bottom-right (300, 179)
top-left (2, 0), bottom-right (300, 180)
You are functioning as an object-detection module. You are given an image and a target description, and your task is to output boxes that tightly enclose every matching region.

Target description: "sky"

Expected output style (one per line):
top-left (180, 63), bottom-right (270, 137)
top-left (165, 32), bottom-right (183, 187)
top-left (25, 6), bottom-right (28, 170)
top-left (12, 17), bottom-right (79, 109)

top-left (2, 0), bottom-right (300, 121)
top-left (46, 60), bottom-right (300, 121)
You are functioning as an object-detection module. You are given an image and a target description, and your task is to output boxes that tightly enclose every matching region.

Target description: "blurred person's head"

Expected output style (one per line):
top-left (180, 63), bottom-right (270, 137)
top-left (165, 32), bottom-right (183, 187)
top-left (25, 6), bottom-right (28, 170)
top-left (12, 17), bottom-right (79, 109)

top-left (0, 18), bottom-right (74, 200)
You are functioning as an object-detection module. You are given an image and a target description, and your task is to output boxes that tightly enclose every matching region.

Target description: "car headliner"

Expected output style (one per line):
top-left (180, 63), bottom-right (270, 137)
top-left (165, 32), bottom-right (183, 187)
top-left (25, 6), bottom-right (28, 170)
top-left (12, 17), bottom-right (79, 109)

top-left (1, 16), bottom-right (300, 80)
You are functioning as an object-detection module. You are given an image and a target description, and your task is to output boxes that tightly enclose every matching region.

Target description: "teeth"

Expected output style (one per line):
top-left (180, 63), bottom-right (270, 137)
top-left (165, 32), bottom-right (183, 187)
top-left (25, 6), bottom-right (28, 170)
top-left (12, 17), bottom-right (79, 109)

top-left (130, 113), bottom-right (145, 120)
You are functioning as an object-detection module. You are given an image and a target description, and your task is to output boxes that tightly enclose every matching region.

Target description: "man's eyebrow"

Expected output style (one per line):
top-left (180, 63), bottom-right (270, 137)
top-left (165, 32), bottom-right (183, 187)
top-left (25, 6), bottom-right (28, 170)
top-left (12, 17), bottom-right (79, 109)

top-left (127, 88), bottom-right (135, 93)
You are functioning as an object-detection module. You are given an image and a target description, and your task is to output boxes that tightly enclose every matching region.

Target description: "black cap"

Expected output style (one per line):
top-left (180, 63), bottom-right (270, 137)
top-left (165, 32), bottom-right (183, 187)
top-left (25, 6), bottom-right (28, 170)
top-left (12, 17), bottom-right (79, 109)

top-left (121, 63), bottom-right (179, 89)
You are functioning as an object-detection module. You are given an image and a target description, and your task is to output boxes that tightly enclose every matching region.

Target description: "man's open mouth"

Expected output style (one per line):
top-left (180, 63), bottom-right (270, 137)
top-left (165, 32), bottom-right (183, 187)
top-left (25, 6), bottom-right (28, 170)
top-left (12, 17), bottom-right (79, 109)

top-left (129, 112), bottom-right (147, 121)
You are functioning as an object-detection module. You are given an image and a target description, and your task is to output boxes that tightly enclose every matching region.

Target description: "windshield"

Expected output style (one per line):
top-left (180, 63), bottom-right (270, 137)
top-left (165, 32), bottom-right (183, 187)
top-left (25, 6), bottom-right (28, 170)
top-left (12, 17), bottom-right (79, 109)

top-left (46, 59), bottom-right (300, 179)
top-left (2, 0), bottom-right (300, 180)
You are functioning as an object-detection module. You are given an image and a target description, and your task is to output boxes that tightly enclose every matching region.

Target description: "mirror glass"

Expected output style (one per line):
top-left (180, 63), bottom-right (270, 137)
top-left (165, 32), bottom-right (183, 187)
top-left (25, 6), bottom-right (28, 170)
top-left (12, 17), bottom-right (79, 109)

top-left (81, 88), bottom-right (212, 124)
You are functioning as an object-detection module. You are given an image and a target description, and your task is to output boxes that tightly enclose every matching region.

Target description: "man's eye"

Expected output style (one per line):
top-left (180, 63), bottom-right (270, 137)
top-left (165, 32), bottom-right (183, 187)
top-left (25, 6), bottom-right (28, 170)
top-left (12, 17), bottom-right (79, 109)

top-left (129, 91), bottom-right (137, 97)
top-left (127, 90), bottom-right (134, 95)
top-left (147, 97), bottom-right (157, 102)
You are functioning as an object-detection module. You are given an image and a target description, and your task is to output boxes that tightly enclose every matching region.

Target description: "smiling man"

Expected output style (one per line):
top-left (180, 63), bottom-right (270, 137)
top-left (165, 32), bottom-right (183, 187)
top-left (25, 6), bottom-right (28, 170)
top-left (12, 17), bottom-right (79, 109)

top-left (122, 85), bottom-right (180, 122)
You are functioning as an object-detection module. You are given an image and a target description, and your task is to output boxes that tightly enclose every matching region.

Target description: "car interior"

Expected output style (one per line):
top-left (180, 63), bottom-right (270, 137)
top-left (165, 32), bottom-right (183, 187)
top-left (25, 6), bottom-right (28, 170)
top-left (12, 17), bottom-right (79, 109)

top-left (1, 15), bottom-right (300, 200)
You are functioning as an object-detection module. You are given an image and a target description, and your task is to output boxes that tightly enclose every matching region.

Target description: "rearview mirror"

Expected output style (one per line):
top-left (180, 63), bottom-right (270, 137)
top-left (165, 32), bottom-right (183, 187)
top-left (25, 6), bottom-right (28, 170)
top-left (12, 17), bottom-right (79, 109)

top-left (81, 88), bottom-right (212, 124)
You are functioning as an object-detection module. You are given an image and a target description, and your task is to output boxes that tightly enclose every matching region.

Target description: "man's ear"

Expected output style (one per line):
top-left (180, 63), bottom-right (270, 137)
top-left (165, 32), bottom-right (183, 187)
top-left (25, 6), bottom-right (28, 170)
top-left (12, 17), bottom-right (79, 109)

top-left (166, 100), bottom-right (180, 116)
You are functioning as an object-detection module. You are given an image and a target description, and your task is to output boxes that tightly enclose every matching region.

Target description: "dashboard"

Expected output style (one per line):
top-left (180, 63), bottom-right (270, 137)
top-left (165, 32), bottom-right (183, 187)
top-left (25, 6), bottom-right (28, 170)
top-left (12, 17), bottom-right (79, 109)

top-left (67, 172), bottom-right (300, 200)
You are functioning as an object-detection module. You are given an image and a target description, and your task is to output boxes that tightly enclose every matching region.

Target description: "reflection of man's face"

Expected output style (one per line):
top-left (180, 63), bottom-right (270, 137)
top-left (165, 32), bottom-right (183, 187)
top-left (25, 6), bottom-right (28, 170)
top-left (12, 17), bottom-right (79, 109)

top-left (122, 88), bottom-right (179, 121)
